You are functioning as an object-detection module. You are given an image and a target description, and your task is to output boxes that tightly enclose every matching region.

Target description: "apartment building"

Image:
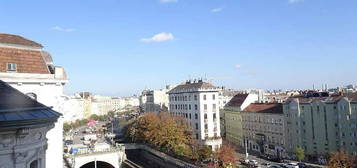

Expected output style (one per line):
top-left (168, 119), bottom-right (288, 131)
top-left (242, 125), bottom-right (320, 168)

top-left (242, 103), bottom-right (285, 158)
top-left (0, 33), bottom-right (67, 168)
top-left (139, 85), bottom-right (175, 113)
top-left (225, 103), bottom-right (285, 158)
top-left (0, 81), bottom-right (61, 168)
top-left (168, 80), bottom-right (222, 150)
top-left (221, 93), bottom-right (260, 137)
top-left (284, 92), bottom-right (357, 159)
top-left (63, 94), bottom-right (139, 121)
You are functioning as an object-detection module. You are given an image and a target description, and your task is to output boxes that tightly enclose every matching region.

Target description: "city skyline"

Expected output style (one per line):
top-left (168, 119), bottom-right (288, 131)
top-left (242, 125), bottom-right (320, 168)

top-left (1, 0), bottom-right (357, 96)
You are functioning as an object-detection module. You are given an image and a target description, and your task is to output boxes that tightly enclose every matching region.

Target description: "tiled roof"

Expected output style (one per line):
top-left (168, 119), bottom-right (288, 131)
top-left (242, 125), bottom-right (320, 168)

top-left (225, 94), bottom-right (249, 107)
top-left (0, 47), bottom-right (50, 74)
top-left (0, 33), bottom-right (43, 48)
top-left (242, 103), bottom-right (283, 114)
top-left (285, 92), bottom-right (357, 104)
top-left (0, 80), bottom-right (60, 128)
top-left (169, 81), bottom-right (216, 93)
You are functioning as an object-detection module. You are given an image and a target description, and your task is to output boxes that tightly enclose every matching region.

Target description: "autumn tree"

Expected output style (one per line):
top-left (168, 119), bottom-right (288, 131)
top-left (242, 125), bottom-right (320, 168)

top-left (214, 145), bottom-right (236, 168)
top-left (63, 123), bottom-right (72, 132)
top-left (197, 145), bottom-right (212, 161)
top-left (126, 112), bottom-right (192, 155)
top-left (328, 152), bottom-right (357, 168)
top-left (293, 147), bottom-right (305, 161)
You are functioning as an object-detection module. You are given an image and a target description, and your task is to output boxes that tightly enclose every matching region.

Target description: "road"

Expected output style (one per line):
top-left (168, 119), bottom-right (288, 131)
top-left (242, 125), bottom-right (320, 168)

top-left (234, 149), bottom-right (325, 168)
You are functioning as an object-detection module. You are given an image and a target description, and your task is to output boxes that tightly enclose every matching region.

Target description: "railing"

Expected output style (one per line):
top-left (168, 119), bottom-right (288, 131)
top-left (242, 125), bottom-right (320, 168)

top-left (73, 145), bottom-right (125, 157)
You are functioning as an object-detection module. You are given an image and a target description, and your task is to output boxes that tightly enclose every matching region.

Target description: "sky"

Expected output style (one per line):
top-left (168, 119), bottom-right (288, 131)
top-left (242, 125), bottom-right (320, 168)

top-left (1, 0), bottom-right (356, 96)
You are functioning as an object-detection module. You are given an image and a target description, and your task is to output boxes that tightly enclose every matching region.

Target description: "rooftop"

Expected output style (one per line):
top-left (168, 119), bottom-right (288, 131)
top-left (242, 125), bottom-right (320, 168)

top-left (225, 94), bottom-right (249, 107)
top-left (285, 92), bottom-right (357, 104)
top-left (0, 33), bottom-right (60, 75)
top-left (169, 80), bottom-right (218, 93)
top-left (242, 103), bottom-right (283, 114)
top-left (0, 80), bottom-right (61, 128)
top-left (0, 33), bottom-right (43, 48)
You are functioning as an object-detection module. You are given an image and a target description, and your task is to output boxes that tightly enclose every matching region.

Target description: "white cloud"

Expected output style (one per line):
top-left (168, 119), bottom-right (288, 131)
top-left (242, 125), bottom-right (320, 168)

top-left (52, 26), bottom-right (75, 32)
top-left (211, 8), bottom-right (223, 13)
top-left (288, 0), bottom-right (304, 4)
top-left (235, 64), bottom-right (242, 69)
top-left (160, 0), bottom-right (177, 3)
top-left (141, 32), bottom-right (174, 43)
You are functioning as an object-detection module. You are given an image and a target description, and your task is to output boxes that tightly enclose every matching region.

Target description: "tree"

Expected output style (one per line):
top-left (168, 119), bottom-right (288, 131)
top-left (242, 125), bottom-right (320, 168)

top-left (126, 112), bottom-right (192, 156)
top-left (294, 147), bottom-right (305, 161)
top-left (63, 123), bottom-right (72, 132)
top-left (90, 114), bottom-right (99, 120)
top-left (197, 145), bottom-right (212, 161)
top-left (214, 145), bottom-right (236, 168)
top-left (328, 152), bottom-right (357, 168)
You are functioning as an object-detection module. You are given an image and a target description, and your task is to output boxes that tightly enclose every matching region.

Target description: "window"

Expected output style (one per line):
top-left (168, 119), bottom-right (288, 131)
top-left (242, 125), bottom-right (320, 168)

top-left (204, 104), bottom-right (207, 111)
top-left (7, 63), bottom-right (17, 72)
top-left (195, 114), bottom-right (198, 119)
top-left (196, 133), bottom-right (199, 139)
top-left (213, 113), bottom-right (216, 119)
top-left (204, 113), bottom-right (207, 119)
top-left (30, 160), bottom-right (39, 168)
top-left (205, 124), bottom-right (208, 129)
top-left (212, 104), bottom-right (216, 112)
top-left (195, 104), bottom-right (198, 110)
top-left (212, 94), bottom-right (215, 100)
top-left (194, 95), bottom-right (198, 100)
top-left (195, 123), bottom-right (198, 129)
top-left (189, 104), bottom-right (191, 110)
top-left (203, 95), bottom-right (207, 100)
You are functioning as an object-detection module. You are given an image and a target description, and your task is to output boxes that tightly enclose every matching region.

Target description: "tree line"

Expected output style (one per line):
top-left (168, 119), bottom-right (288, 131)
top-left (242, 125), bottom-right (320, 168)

top-left (124, 112), bottom-right (236, 168)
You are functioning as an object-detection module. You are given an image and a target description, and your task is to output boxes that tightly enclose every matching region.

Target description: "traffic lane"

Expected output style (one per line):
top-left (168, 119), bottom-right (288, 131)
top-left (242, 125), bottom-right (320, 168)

top-left (235, 151), bottom-right (277, 168)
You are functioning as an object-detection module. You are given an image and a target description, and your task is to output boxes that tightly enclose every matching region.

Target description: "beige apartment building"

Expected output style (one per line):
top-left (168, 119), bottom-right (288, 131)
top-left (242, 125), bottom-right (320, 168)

top-left (226, 103), bottom-right (285, 158)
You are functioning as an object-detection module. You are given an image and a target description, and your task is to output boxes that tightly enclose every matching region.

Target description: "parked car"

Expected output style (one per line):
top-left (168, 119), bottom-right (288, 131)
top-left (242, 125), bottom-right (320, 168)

top-left (64, 140), bottom-right (73, 145)
top-left (268, 165), bottom-right (283, 168)
top-left (285, 163), bottom-right (299, 168)
top-left (297, 162), bottom-right (306, 168)
top-left (262, 162), bottom-right (271, 166)
top-left (249, 160), bottom-right (258, 167)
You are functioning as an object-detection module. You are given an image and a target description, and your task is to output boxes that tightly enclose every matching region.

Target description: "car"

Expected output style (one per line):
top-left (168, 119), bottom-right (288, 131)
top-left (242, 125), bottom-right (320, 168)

top-left (262, 162), bottom-right (271, 166)
top-left (249, 160), bottom-right (258, 166)
top-left (285, 163), bottom-right (299, 168)
top-left (268, 165), bottom-right (283, 168)
top-left (297, 162), bottom-right (306, 168)
top-left (64, 140), bottom-right (73, 145)
top-left (278, 163), bottom-right (288, 168)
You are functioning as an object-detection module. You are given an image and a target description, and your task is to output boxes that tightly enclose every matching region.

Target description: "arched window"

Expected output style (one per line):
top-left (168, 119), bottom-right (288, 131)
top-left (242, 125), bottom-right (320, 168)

top-left (26, 92), bottom-right (37, 100)
top-left (30, 160), bottom-right (38, 168)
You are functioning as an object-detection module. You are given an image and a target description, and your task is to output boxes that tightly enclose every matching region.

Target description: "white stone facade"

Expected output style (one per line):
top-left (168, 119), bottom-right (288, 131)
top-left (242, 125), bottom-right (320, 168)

top-left (0, 126), bottom-right (54, 168)
top-left (0, 74), bottom-right (67, 168)
top-left (168, 81), bottom-right (222, 150)
top-left (140, 85), bottom-right (175, 113)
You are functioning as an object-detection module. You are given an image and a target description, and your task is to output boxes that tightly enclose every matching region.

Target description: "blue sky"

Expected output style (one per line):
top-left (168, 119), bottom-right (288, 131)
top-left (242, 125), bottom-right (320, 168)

top-left (1, 0), bottom-right (356, 96)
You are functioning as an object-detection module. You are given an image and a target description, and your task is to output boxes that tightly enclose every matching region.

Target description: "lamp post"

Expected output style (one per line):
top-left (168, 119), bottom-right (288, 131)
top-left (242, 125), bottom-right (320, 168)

top-left (245, 139), bottom-right (249, 159)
